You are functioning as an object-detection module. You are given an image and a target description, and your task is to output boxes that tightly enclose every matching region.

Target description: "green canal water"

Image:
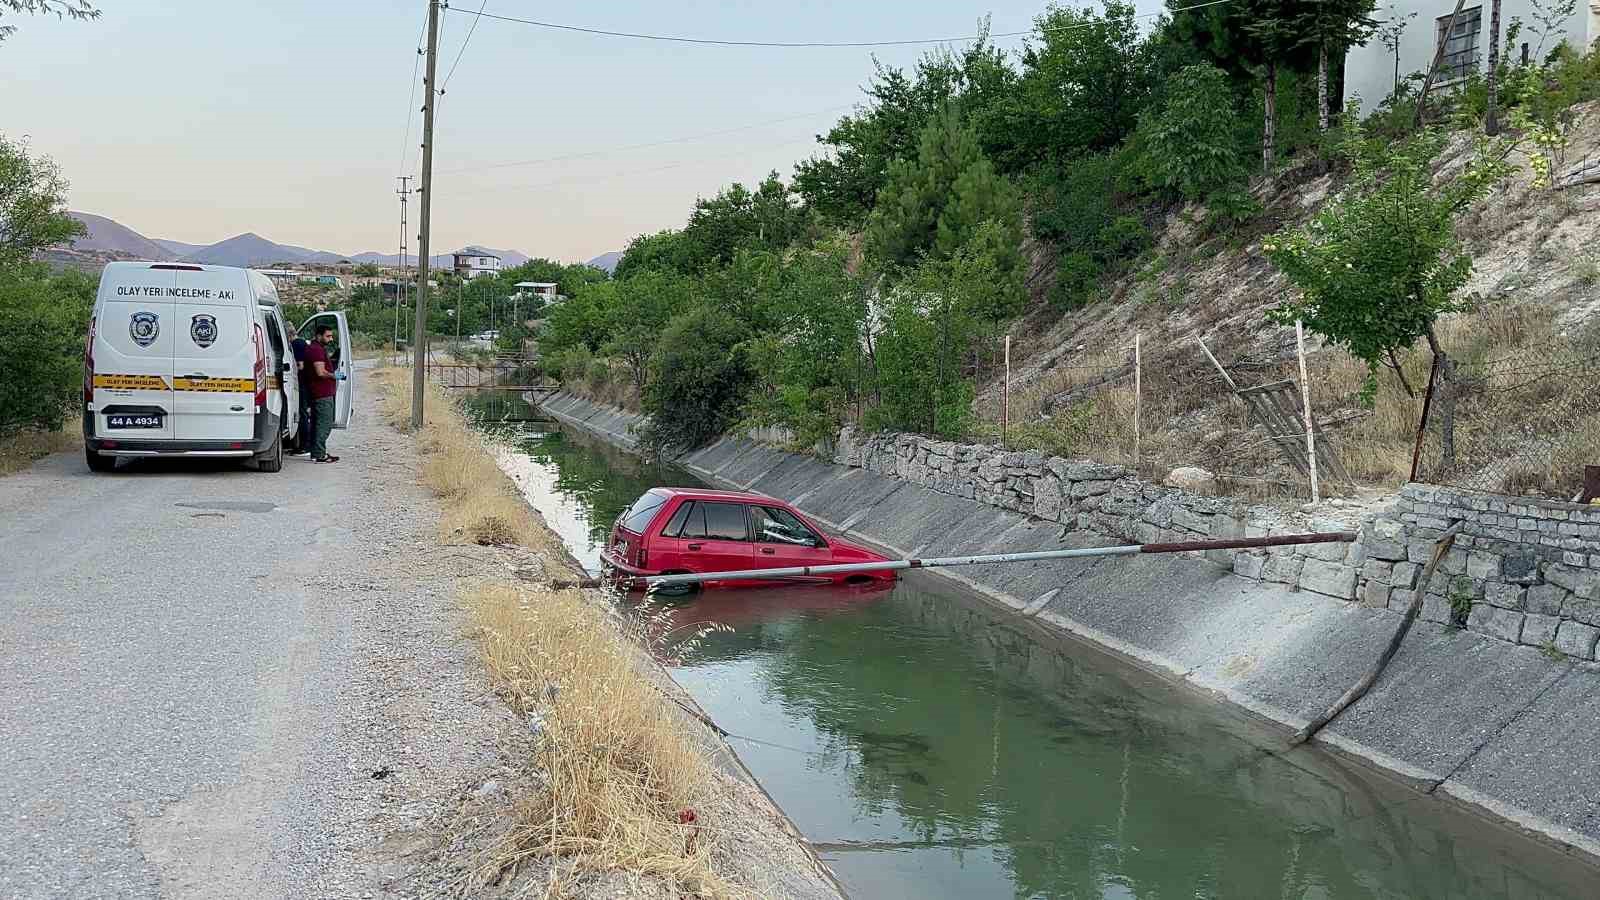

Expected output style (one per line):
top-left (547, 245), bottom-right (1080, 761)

top-left (478, 401), bottom-right (1597, 900)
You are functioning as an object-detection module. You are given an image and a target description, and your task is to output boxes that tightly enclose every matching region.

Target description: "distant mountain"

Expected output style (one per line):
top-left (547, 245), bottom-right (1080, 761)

top-left (62, 211), bottom-right (529, 271)
top-left (68, 212), bottom-right (175, 260)
top-left (152, 238), bottom-right (209, 258)
top-left (586, 251), bottom-right (622, 274)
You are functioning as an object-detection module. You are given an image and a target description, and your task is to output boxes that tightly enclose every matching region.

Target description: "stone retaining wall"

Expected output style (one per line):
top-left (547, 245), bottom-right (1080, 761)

top-left (835, 427), bottom-right (1600, 660)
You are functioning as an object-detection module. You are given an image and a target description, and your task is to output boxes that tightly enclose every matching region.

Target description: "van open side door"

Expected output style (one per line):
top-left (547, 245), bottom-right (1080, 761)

top-left (298, 311), bottom-right (354, 428)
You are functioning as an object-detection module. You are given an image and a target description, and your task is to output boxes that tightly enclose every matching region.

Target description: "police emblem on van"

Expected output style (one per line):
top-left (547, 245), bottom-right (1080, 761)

top-left (129, 311), bottom-right (160, 347)
top-left (190, 314), bottom-right (218, 349)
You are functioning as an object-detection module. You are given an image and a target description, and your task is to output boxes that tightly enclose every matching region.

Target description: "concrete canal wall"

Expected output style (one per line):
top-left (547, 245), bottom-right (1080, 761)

top-left (539, 392), bottom-right (1600, 865)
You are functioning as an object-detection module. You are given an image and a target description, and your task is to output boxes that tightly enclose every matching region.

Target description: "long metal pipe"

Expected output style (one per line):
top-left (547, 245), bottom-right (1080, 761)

top-left (639, 531), bottom-right (1356, 587)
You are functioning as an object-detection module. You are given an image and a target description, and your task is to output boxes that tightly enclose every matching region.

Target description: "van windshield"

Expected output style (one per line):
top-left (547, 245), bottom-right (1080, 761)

top-left (619, 491), bottom-right (667, 533)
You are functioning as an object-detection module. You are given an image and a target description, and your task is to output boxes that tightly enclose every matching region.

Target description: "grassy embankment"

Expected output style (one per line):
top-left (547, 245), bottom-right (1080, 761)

top-left (371, 368), bottom-right (743, 897)
top-left (0, 418), bottom-right (81, 477)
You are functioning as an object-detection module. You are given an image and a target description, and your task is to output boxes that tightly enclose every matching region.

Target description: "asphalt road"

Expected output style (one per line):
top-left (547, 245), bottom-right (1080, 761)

top-left (0, 389), bottom-right (510, 899)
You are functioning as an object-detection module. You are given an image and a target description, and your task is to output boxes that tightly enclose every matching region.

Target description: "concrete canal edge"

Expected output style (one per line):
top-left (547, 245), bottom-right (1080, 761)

top-left (538, 391), bottom-right (1600, 869)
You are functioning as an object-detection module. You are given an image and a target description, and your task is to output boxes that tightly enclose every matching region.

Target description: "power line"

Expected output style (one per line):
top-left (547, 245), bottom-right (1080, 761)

top-left (449, 136), bottom-right (822, 197)
top-left (442, 0), bottom-right (488, 89)
top-left (397, 12), bottom-right (427, 177)
top-left (437, 104), bottom-right (854, 175)
top-left (443, 0), bottom-right (1234, 48)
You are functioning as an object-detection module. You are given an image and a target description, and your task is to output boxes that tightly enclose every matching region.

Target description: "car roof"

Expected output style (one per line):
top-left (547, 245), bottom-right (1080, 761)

top-left (650, 487), bottom-right (776, 502)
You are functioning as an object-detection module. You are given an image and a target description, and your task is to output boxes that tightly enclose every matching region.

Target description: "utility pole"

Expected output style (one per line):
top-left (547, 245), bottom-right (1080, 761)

top-left (410, 0), bottom-right (439, 429)
top-left (394, 175), bottom-right (411, 367)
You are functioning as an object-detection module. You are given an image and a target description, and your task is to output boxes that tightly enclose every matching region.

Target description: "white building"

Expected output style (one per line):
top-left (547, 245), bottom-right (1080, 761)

top-left (512, 281), bottom-right (560, 302)
top-left (452, 247), bottom-right (502, 280)
top-left (1344, 1), bottom-right (1599, 110)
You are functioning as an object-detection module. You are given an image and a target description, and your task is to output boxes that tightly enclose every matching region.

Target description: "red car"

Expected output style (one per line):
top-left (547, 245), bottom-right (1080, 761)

top-left (601, 488), bottom-right (894, 591)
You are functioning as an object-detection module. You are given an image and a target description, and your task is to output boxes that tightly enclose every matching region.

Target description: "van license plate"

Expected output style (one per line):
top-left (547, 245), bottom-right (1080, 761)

top-left (107, 414), bottom-right (163, 429)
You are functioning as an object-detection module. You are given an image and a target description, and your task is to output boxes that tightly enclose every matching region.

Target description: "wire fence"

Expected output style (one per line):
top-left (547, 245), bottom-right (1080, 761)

top-left (1411, 346), bottom-right (1600, 500)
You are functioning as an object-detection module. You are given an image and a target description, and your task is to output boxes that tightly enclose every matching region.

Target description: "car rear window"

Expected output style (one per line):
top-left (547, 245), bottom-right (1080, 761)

top-left (619, 490), bottom-right (667, 533)
top-left (678, 501), bottom-right (749, 541)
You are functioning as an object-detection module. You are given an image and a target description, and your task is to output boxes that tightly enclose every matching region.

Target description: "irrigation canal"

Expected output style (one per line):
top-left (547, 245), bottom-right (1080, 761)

top-left (471, 394), bottom-right (1597, 899)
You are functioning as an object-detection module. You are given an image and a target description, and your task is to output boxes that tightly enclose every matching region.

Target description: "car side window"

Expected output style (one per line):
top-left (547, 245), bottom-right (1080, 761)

top-left (754, 506), bottom-right (823, 546)
top-left (660, 502), bottom-right (693, 537)
top-left (701, 502), bottom-right (749, 541)
top-left (677, 502), bottom-right (709, 539)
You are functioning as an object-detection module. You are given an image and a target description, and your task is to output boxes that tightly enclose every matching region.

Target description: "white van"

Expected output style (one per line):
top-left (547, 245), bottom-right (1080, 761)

top-left (82, 262), bottom-right (353, 473)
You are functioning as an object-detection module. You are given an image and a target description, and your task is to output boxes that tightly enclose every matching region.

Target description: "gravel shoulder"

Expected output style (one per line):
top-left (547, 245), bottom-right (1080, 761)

top-left (0, 387), bottom-right (844, 899)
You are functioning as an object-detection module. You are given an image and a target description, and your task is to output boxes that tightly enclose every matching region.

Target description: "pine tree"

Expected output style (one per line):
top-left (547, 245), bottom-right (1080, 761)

top-left (864, 107), bottom-right (1022, 282)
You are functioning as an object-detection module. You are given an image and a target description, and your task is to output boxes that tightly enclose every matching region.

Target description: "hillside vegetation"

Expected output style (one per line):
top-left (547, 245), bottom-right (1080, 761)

top-left (527, 0), bottom-right (1600, 500)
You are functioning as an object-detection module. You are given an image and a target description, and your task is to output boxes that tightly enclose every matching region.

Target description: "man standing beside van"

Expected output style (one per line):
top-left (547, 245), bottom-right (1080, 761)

top-left (304, 323), bottom-right (340, 463)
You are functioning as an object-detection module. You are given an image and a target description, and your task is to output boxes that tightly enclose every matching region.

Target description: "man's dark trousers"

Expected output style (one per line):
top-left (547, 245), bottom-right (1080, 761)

top-left (311, 397), bottom-right (336, 459)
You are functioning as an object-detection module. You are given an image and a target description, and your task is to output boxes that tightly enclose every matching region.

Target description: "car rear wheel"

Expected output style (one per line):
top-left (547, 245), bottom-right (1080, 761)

top-left (649, 571), bottom-right (700, 599)
top-left (256, 430), bottom-right (283, 473)
top-left (85, 447), bottom-right (116, 473)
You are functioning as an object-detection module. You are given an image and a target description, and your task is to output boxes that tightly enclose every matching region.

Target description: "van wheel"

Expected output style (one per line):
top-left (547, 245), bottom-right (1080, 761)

top-left (85, 447), bottom-right (116, 473)
top-left (256, 431), bottom-right (283, 473)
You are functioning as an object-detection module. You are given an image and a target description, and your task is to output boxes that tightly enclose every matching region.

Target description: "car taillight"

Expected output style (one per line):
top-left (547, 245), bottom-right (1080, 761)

top-left (637, 546), bottom-right (648, 568)
top-left (83, 317), bottom-right (96, 404)
top-left (252, 324), bottom-right (267, 410)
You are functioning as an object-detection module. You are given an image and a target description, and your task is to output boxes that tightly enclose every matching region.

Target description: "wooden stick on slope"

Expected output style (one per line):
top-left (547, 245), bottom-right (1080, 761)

top-left (1289, 522), bottom-right (1464, 747)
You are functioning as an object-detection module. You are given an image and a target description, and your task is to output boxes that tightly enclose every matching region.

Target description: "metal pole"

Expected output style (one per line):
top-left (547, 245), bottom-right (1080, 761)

top-left (1296, 319), bottom-right (1320, 503)
top-left (1133, 333), bottom-right (1142, 468)
top-left (409, 0), bottom-right (439, 429)
top-left (394, 175), bottom-right (410, 368)
top-left (1001, 334), bottom-right (1010, 448)
top-left (639, 531), bottom-right (1357, 586)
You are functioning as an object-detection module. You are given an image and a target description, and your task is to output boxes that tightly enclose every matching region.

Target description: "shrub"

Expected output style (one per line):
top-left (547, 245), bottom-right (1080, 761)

top-left (0, 267), bottom-right (95, 437)
top-left (641, 307), bottom-right (753, 450)
top-left (1134, 63), bottom-right (1249, 202)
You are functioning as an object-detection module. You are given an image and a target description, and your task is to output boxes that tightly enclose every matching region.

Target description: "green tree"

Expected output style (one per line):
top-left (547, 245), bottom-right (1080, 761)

top-left (1299, 0), bottom-right (1377, 131)
top-left (612, 229), bottom-right (692, 279)
top-left (352, 262), bottom-right (382, 278)
top-left (1, 0), bottom-right (99, 41)
top-left (988, 1), bottom-right (1154, 172)
top-left (641, 307), bottom-right (754, 449)
top-left (794, 37), bottom-right (1010, 226)
top-left (741, 239), bottom-right (871, 445)
top-left (1263, 121), bottom-right (1514, 400)
top-left (863, 108), bottom-right (1022, 283)
top-left (601, 269), bottom-right (694, 392)
top-left (865, 223), bottom-right (1024, 437)
top-left (0, 134), bottom-right (83, 269)
top-left (678, 173), bottom-right (810, 271)
top-left (1134, 63), bottom-right (1249, 202)
top-left (1170, 0), bottom-right (1319, 169)
top-left (0, 266), bottom-right (95, 435)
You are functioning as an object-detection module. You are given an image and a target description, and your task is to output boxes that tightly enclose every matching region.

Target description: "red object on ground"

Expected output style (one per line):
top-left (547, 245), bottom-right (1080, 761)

top-left (601, 488), bottom-right (895, 589)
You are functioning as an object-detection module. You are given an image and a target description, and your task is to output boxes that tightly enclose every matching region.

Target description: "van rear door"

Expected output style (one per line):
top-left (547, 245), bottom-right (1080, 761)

top-left (298, 311), bottom-right (353, 428)
top-left (93, 265), bottom-right (177, 441)
top-left (171, 267), bottom-right (258, 441)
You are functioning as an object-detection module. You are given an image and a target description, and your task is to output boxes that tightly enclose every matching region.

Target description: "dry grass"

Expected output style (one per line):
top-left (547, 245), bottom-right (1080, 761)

top-left (373, 367), bottom-right (566, 556)
top-left (0, 418), bottom-right (82, 477)
top-left (984, 300), bottom-right (1598, 498)
top-left (375, 366), bottom-right (757, 897)
top-left (460, 584), bottom-right (739, 896)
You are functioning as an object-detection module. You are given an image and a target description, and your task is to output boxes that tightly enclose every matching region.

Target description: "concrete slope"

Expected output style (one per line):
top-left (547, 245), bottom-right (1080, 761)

top-left (542, 392), bottom-right (1600, 866)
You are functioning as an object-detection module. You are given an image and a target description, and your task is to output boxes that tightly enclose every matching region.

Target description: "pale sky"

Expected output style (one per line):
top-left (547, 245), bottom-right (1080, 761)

top-left (8, 1), bottom-right (1164, 263)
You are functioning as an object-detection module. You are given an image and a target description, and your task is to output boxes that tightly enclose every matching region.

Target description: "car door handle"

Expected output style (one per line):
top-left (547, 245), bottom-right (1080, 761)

top-left (760, 547), bottom-right (776, 555)
top-left (687, 543), bottom-right (703, 551)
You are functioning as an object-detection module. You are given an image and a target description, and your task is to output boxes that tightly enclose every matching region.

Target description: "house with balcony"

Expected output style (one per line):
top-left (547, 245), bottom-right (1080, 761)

top-left (453, 247), bottom-right (502, 280)
top-left (1343, 1), bottom-right (1598, 110)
